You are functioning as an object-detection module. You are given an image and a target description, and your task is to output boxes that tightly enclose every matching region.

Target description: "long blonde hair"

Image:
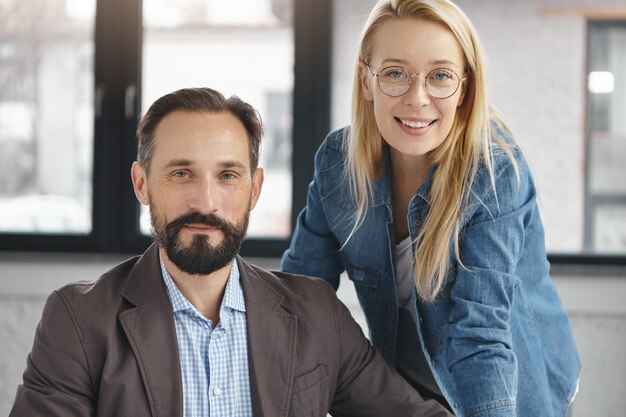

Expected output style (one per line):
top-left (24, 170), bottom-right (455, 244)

top-left (345, 0), bottom-right (517, 301)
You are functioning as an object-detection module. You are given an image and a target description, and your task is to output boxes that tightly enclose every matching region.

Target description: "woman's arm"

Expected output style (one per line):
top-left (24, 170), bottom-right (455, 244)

top-left (281, 134), bottom-right (346, 289)
top-left (445, 152), bottom-right (536, 417)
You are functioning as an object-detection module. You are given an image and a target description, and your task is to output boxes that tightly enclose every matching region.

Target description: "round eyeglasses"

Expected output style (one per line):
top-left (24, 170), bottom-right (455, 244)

top-left (367, 65), bottom-right (467, 99)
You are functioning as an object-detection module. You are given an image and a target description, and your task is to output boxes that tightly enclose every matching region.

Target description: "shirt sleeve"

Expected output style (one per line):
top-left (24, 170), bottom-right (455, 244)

top-left (9, 290), bottom-right (95, 417)
top-left (445, 152), bottom-right (537, 417)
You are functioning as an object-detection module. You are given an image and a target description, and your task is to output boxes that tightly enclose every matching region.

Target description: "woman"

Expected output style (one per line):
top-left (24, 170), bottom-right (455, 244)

top-left (281, 0), bottom-right (580, 416)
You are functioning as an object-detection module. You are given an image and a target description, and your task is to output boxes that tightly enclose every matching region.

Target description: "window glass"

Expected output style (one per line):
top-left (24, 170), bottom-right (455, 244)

top-left (0, 0), bottom-right (95, 234)
top-left (140, 0), bottom-right (293, 238)
top-left (586, 23), bottom-right (626, 253)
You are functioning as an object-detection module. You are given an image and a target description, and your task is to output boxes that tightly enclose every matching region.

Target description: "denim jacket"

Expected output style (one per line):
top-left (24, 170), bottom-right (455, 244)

top-left (282, 126), bottom-right (580, 417)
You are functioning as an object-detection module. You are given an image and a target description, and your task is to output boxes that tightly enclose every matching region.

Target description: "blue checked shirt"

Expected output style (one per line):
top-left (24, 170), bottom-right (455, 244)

top-left (161, 257), bottom-right (253, 417)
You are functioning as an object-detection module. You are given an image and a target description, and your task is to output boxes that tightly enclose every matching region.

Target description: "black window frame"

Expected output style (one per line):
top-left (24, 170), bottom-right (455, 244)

top-left (0, 0), bottom-right (332, 258)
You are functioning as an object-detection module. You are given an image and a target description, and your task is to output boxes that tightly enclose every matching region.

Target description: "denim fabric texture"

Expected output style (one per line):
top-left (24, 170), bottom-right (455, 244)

top-left (281, 126), bottom-right (580, 417)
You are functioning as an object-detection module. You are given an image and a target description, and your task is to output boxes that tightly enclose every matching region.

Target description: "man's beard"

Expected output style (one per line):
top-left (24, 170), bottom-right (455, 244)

top-left (150, 207), bottom-right (249, 275)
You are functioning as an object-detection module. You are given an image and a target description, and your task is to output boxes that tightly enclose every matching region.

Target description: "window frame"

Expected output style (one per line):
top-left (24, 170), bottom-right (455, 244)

top-left (575, 19), bottom-right (626, 266)
top-left (0, 0), bottom-right (333, 258)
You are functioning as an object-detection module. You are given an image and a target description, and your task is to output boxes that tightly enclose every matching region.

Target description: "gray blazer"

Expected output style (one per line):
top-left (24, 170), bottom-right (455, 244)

top-left (10, 244), bottom-right (451, 417)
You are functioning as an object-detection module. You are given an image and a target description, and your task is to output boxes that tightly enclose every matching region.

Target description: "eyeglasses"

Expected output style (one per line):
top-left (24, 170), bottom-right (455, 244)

top-left (367, 65), bottom-right (467, 99)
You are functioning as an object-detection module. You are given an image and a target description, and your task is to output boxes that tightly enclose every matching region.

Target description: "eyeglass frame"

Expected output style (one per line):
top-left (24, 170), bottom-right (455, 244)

top-left (365, 64), bottom-right (468, 99)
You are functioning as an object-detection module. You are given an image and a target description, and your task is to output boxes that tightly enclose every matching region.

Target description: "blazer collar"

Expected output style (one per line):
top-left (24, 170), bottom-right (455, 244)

top-left (117, 245), bottom-right (299, 417)
top-left (119, 243), bottom-right (184, 417)
top-left (238, 256), bottom-right (298, 417)
top-left (119, 243), bottom-right (167, 306)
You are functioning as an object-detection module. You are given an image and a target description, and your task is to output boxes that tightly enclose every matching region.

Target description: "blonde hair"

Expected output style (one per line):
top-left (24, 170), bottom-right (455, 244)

top-left (345, 0), bottom-right (518, 301)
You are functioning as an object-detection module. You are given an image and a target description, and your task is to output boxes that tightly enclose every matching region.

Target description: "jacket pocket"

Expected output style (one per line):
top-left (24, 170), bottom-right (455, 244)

top-left (289, 365), bottom-right (330, 417)
top-left (293, 364), bottom-right (329, 394)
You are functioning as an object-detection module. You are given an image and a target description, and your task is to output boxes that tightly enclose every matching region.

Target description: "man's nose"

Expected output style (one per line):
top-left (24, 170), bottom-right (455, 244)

top-left (188, 178), bottom-right (218, 213)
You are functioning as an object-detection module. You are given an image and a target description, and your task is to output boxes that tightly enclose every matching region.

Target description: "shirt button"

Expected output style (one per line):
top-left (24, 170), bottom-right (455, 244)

top-left (213, 387), bottom-right (223, 396)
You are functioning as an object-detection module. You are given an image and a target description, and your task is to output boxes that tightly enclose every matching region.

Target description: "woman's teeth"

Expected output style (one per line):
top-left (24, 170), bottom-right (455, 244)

top-left (399, 119), bottom-right (433, 128)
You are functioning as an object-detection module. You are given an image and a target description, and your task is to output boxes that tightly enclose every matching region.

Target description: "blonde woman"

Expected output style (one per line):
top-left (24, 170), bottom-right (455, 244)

top-left (281, 0), bottom-right (580, 416)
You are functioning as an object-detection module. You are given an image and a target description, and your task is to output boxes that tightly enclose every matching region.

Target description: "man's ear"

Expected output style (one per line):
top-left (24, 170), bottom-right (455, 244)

top-left (249, 167), bottom-right (264, 211)
top-left (358, 62), bottom-right (374, 102)
top-left (131, 162), bottom-right (150, 206)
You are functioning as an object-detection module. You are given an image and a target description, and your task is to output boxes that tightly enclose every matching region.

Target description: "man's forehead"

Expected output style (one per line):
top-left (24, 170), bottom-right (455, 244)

top-left (151, 111), bottom-right (250, 160)
top-left (155, 110), bottom-right (245, 136)
top-left (155, 111), bottom-right (249, 147)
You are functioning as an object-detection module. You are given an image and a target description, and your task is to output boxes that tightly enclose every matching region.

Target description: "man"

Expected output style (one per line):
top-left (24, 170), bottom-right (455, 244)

top-left (10, 87), bottom-right (452, 417)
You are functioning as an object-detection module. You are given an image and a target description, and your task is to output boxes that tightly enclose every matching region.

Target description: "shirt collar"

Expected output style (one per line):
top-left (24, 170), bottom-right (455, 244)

top-left (160, 254), bottom-right (246, 318)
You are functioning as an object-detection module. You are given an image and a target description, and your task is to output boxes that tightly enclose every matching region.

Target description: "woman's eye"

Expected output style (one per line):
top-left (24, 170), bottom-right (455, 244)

top-left (383, 69), bottom-right (406, 79)
top-left (432, 70), bottom-right (452, 80)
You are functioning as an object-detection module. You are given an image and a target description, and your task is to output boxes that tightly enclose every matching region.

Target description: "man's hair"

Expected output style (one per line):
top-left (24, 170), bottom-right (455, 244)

top-left (136, 87), bottom-right (263, 174)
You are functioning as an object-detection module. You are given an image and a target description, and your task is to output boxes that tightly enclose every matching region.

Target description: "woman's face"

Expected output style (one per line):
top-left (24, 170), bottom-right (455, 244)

top-left (360, 18), bottom-right (466, 164)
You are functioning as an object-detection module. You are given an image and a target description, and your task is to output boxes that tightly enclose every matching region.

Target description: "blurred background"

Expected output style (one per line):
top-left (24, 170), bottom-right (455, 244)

top-left (1, 0), bottom-right (625, 415)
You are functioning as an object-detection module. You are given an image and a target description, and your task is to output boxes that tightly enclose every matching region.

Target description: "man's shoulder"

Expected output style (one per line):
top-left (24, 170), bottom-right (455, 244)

top-left (240, 258), bottom-right (337, 309)
top-left (53, 255), bottom-right (141, 309)
top-left (246, 260), bottom-right (333, 292)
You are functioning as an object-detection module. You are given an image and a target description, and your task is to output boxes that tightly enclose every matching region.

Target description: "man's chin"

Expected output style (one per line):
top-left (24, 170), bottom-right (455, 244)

top-left (166, 247), bottom-right (231, 276)
top-left (181, 228), bottom-right (223, 244)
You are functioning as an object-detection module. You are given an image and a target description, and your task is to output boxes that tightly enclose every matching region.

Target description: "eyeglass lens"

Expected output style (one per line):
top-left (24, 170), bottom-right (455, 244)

top-left (377, 66), bottom-right (460, 99)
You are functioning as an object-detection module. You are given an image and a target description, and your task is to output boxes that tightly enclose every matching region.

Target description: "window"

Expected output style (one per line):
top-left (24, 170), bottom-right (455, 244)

top-left (585, 21), bottom-right (626, 255)
top-left (0, 0), bottom-right (332, 256)
top-left (0, 0), bottom-right (95, 235)
top-left (140, 0), bottom-right (294, 238)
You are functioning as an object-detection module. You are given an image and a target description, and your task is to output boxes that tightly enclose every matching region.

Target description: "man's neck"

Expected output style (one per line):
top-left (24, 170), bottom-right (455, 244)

top-left (160, 248), bottom-right (232, 327)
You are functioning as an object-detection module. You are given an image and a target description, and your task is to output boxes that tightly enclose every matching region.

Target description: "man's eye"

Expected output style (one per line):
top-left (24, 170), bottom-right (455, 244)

top-left (173, 171), bottom-right (188, 178)
top-left (222, 172), bottom-right (236, 180)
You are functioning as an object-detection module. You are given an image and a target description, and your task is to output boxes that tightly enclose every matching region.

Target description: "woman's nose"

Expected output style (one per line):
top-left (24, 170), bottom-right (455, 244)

top-left (403, 75), bottom-right (431, 107)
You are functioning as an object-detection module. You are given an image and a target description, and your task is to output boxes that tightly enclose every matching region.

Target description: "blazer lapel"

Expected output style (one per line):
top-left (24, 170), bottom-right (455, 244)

top-left (238, 257), bottom-right (297, 417)
top-left (118, 244), bottom-right (183, 417)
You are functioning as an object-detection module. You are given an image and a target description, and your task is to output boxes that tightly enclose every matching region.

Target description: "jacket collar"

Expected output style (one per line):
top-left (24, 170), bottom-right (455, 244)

top-left (118, 243), bottom-right (184, 417)
top-left (238, 256), bottom-right (298, 417)
top-left (118, 244), bottom-right (298, 417)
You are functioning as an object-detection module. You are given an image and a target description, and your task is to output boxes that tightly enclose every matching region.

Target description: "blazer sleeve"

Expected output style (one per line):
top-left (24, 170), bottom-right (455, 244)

top-left (326, 285), bottom-right (454, 417)
top-left (10, 290), bottom-right (95, 417)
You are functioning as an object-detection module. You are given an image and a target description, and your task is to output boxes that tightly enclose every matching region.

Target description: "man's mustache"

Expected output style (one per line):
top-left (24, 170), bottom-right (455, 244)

top-left (165, 212), bottom-right (236, 235)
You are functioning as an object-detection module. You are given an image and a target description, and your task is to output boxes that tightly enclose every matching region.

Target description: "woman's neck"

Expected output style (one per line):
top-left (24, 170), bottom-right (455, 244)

top-left (389, 149), bottom-right (432, 243)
